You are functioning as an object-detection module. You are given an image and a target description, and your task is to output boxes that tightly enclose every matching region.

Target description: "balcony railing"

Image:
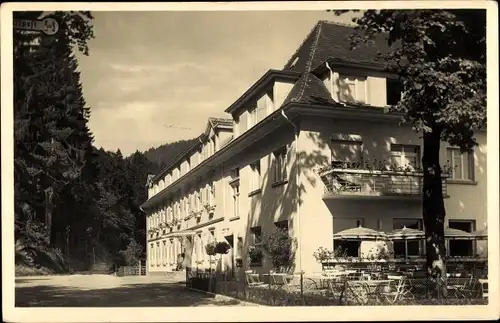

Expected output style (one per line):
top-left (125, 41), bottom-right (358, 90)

top-left (319, 168), bottom-right (448, 198)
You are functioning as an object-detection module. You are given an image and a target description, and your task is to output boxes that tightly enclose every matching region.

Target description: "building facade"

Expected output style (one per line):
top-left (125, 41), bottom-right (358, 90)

top-left (141, 21), bottom-right (487, 276)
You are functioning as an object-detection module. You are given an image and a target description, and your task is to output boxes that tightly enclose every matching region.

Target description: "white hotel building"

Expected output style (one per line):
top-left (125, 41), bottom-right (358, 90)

top-left (141, 21), bottom-right (487, 276)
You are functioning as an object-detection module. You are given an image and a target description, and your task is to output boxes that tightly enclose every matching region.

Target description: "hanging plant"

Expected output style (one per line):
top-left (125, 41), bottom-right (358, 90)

top-left (215, 241), bottom-right (231, 254)
top-left (205, 242), bottom-right (216, 256)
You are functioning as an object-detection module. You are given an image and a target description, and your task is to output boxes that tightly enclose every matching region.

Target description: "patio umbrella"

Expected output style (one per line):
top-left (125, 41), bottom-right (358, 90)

top-left (333, 225), bottom-right (387, 240)
top-left (388, 226), bottom-right (425, 260)
top-left (444, 227), bottom-right (476, 240)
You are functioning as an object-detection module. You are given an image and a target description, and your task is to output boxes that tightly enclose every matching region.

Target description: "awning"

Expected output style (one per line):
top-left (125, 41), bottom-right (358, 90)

top-left (165, 230), bottom-right (197, 238)
top-left (333, 225), bottom-right (388, 240)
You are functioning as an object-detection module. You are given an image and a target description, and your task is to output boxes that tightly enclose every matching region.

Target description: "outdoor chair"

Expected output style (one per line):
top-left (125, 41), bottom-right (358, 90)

top-left (246, 273), bottom-right (265, 287)
top-left (379, 275), bottom-right (415, 304)
top-left (479, 279), bottom-right (488, 298)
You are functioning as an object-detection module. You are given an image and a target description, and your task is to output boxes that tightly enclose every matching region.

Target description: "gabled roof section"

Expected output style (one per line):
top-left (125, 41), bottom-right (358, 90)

top-left (282, 73), bottom-right (338, 107)
top-left (283, 20), bottom-right (396, 73)
top-left (204, 117), bottom-right (233, 137)
top-left (208, 117), bottom-right (233, 129)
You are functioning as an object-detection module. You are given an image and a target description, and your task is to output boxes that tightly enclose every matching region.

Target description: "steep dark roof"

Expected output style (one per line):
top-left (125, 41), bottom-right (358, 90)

top-left (279, 21), bottom-right (397, 107)
top-left (283, 20), bottom-right (395, 73)
top-left (282, 73), bottom-right (338, 106)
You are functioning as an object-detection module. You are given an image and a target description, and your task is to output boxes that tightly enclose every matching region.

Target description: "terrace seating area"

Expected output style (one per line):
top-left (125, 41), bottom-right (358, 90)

top-left (241, 261), bottom-right (488, 305)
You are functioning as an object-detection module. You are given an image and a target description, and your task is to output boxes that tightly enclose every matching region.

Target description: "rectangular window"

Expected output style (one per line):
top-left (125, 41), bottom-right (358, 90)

top-left (386, 78), bottom-right (403, 106)
top-left (233, 116), bottom-right (240, 137)
top-left (231, 167), bottom-right (240, 181)
top-left (449, 220), bottom-right (475, 257)
top-left (239, 113), bottom-right (248, 134)
top-left (275, 220), bottom-right (289, 232)
top-left (334, 240), bottom-right (361, 257)
top-left (330, 140), bottom-right (363, 166)
top-left (248, 105), bottom-right (257, 128)
top-left (250, 160), bottom-right (261, 192)
top-left (209, 229), bottom-right (216, 244)
top-left (250, 226), bottom-right (262, 246)
top-left (196, 233), bottom-right (202, 262)
top-left (231, 182), bottom-right (240, 218)
top-left (273, 146), bottom-right (288, 183)
top-left (393, 218), bottom-right (424, 257)
top-left (210, 182), bottom-right (215, 205)
top-left (338, 75), bottom-right (367, 103)
top-left (256, 96), bottom-right (267, 123)
top-left (446, 148), bottom-right (474, 181)
top-left (390, 144), bottom-right (421, 170)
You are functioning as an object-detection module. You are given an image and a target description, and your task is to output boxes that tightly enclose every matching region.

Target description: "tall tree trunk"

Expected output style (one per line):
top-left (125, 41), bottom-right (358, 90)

top-left (422, 127), bottom-right (447, 297)
top-left (44, 187), bottom-right (54, 246)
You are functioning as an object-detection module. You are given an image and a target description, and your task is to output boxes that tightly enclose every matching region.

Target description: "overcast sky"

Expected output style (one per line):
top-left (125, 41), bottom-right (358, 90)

top-left (77, 10), bottom-right (357, 155)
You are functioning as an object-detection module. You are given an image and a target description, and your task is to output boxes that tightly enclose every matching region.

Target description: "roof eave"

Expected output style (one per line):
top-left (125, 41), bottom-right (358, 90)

top-left (224, 69), bottom-right (302, 115)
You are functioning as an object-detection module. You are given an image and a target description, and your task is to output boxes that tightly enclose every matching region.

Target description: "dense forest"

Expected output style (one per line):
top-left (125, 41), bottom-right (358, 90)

top-left (14, 11), bottom-right (196, 275)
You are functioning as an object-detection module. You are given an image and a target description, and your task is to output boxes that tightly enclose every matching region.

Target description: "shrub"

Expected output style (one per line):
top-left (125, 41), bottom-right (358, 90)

top-left (248, 246), bottom-right (263, 264)
top-left (261, 226), bottom-right (297, 272)
top-left (118, 239), bottom-right (143, 265)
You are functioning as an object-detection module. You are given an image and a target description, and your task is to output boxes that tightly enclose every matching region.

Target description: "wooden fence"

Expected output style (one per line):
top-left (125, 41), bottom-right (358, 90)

top-left (117, 261), bottom-right (147, 277)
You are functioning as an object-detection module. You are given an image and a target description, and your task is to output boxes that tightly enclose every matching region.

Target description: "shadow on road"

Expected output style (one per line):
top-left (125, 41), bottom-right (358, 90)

top-left (15, 280), bottom-right (241, 307)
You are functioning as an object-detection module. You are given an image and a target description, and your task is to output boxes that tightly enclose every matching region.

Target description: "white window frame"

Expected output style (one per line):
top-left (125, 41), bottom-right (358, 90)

top-left (390, 144), bottom-right (421, 170)
top-left (250, 160), bottom-right (261, 192)
top-left (231, 180), bottom-right (240, 218)
top-left (446, 147), bottom-right (475, 181)
top-left (250, 226), bottom-right (262, 246)
top-left (273, 146), bottom-right (288, 183)
top-left (338, 75), bottom-right (367, 103)
top-left (330, 139), bottom-right (363, 164)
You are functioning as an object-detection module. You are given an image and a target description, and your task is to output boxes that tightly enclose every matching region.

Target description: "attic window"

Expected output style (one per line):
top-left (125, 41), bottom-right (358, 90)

top-left (289, 56), bottom-right (299, 68)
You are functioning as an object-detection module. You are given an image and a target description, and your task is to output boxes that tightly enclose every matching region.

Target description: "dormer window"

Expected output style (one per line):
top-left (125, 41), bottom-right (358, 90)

top-left (338, 75), bottom-right (367, 104)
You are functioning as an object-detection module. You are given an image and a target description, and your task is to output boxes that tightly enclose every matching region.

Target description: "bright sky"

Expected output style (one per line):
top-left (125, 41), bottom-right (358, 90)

top-left (77, 10), bottom-right (357, 155)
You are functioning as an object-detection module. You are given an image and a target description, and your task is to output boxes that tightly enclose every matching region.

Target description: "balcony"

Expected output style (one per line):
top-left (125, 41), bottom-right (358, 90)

top-left (318, 167), bottom-right (449, 199)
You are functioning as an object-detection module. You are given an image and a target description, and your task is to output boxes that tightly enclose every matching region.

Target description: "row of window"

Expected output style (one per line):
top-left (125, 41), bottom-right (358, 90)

top-left (331, 139), bottom-right (475, 181)
top-left (147, 183), bottom-right (216, 231)
top-left (149, 238), bottom-right (183, 267)
top-left (334, 218), bottom-right (478, 258)
top-left (149, 136), bottom-right (219, 197)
